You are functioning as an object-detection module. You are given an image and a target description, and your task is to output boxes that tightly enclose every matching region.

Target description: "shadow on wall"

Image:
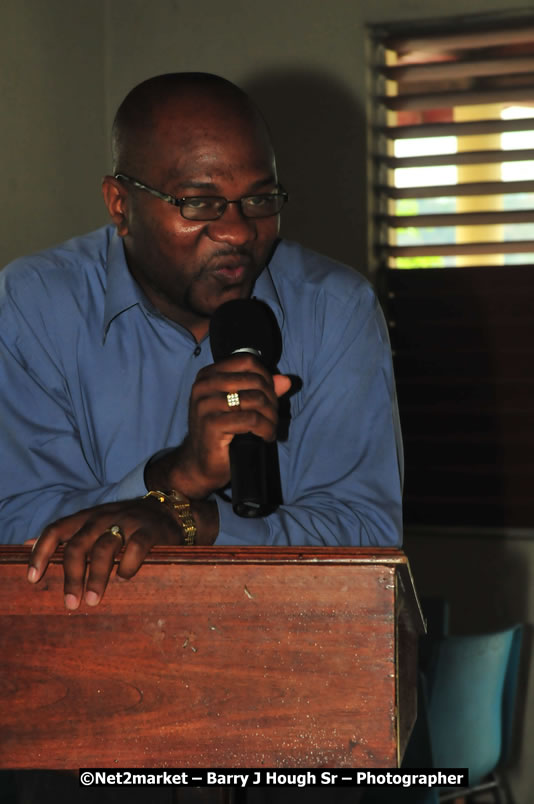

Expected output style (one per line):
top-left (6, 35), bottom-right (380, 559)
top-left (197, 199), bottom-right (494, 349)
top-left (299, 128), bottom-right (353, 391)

top-left (243, 69), bottom-right (367, 272)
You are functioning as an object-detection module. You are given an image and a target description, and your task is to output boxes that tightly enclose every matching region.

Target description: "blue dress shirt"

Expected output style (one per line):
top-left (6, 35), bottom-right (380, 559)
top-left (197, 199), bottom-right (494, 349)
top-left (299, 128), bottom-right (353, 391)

top-left (0, 226), bottom-right (403, 546)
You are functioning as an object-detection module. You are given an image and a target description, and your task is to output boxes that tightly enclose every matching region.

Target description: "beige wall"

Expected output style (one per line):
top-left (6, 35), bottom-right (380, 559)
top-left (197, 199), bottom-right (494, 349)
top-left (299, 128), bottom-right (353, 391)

top-left (1, 0), bottom-right (107, 264)
top-left (2, 0), bottom-right (534, 799)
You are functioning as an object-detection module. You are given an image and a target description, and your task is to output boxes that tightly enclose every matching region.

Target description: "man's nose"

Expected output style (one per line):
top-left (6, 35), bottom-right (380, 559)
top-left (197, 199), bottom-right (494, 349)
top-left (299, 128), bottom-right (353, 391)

top-left (207, 202), bottom-right (256, 245)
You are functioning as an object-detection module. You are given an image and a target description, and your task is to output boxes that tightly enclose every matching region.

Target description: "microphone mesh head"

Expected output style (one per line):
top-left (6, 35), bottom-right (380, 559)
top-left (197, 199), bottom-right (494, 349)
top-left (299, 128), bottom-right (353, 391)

top-left (209, 299), bottom-right (282, 370)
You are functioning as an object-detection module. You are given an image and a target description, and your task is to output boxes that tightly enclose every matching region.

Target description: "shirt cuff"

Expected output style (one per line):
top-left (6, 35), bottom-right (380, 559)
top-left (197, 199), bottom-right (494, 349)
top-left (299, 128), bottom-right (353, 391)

top-left (214, 494), bottom-right (271, 545)
top-left (116, 448), bottom-right (178, 501)
top-left (113, 459), bottom-right (149, 500)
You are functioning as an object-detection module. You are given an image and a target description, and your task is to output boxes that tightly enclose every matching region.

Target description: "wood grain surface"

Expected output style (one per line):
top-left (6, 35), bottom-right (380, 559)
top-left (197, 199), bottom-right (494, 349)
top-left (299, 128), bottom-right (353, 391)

top-left (0, 547), bottom-right (423, 770)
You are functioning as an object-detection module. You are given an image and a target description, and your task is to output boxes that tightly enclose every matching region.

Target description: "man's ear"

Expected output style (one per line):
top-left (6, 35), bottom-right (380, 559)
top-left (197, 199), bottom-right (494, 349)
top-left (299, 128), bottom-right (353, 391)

top-left (102, 175), bottom-right (129, 236)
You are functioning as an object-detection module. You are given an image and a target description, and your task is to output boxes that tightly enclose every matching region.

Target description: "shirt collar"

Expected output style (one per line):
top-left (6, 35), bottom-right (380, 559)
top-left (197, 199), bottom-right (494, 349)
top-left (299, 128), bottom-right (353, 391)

top-left (102, 230), bottom-right (147, 340)
top-left (102, 231), bottom-right (286, 341)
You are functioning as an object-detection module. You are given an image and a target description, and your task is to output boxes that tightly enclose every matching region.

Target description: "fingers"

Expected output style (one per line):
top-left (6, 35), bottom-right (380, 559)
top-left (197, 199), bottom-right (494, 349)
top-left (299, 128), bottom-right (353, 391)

top-left (195, 389), bottom-right (278, 440)
top-left (192, 355), bottom-right (289, 440)
top-left (115, 528), bottom-right (155, 580)
top-left (172, 355), bottom-right (292, 497)
top-left (27, 507), bottom-right (103, 584)
top-left (64, 523), bottom-right (126, 609)
top-left (194, 359), bottom-right (277, 407)
top-left (27, 499), bottom-right (184, 610)
top-left (81, 526), bottom-right (157, 606)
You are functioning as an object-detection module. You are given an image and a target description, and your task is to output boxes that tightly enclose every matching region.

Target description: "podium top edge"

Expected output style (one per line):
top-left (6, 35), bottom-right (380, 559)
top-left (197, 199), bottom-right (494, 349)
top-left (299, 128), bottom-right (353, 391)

top-left (0, 545), bottom-right (407, 566)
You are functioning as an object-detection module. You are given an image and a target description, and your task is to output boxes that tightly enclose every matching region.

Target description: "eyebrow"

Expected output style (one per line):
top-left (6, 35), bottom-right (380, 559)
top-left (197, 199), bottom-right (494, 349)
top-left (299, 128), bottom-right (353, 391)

top-left (171, 176), bottom-right (279, 194)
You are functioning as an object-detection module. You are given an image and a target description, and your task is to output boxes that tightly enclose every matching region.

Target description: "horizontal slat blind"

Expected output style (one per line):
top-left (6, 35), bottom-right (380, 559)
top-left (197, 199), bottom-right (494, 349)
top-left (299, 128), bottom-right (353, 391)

top-left (385, 117), bottom-right (534, 139)
top-left (385, 242), bottom-right (534, 257)
top-left (371, 15), bottom-right (534, 267)
top-left (383, 211), bottom-right (534, 228)
top-left (382, 149), bottom-right (534, 168)
top-left (383, 56), bottom-right (534, 83)
top-left (382, 87), bottom-right (534, 112)
top-left (387, 26), bottom-right (534, 53)
top-left (387, 266), bottom-right (534, 528)
top-left (385, 181), bottom-right (534, 200)
top-left (370, 15), bottom-right (534, 529)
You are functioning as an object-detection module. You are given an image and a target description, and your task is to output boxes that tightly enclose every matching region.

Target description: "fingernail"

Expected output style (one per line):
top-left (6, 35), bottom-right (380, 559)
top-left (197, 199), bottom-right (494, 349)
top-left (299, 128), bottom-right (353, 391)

top-left (27, 567), bottom-right (38, 583)
top-left (64, 594), bottom-right (79, 610)
top-left (85, 591), bottom-right (100, 607)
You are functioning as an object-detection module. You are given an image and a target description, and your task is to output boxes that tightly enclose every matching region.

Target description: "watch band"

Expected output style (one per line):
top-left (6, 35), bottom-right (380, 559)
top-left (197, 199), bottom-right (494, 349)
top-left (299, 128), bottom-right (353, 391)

top-left (143, 489), bottom-right (196, 545)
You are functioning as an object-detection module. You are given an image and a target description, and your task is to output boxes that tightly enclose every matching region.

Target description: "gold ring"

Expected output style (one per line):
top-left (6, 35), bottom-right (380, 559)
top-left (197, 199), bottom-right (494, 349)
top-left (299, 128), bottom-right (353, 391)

top-left (226, 391), bottom-right (241, 408)
top-left (104, 524), bottom-right (125, 549)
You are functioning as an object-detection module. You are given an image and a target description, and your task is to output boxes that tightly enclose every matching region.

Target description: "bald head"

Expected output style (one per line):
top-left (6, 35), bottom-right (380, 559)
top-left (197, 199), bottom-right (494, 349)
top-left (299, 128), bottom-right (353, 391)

top-left (111, 72), bottom-right (272, 176)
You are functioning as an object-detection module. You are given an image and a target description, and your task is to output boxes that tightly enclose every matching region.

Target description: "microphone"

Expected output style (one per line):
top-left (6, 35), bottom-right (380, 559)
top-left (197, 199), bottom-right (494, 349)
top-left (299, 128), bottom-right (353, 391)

top-left (209, 298), bottom-right (282, 518)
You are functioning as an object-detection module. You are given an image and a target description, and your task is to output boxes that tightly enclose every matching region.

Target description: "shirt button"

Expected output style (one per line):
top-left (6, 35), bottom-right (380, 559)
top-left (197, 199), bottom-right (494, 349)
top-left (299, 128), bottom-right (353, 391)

top-left (193, 346), bottom-right (202, 357)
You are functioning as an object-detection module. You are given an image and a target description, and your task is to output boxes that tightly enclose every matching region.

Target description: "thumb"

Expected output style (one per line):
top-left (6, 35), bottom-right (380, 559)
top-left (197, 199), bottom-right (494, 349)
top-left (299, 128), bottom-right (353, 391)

top-left (273, 374), bottom-right (292, 397)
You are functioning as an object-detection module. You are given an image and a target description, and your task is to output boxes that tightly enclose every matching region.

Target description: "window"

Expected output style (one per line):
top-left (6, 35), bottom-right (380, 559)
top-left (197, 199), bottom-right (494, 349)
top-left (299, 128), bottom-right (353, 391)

top-left (369, 15), bottom-right (534, 531)
top-left (371, 16), bottom-right (534, 271)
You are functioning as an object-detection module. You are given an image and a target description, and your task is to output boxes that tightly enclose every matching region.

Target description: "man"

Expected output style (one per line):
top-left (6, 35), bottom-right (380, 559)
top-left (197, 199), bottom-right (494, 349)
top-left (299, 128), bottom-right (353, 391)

top-left (0, 73), bottom-right (403, 610)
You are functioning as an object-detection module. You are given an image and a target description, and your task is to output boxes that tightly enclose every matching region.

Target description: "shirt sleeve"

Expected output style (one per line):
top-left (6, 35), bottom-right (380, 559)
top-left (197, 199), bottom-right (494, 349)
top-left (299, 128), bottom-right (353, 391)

top-left (214, 287), bottom-right (403, 547)
top-left (0, 272), bottom-right (149, 544)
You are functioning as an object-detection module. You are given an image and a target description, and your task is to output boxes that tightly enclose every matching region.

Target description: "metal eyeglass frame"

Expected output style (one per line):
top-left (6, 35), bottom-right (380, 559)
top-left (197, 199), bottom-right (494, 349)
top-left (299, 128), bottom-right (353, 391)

top-left (114, 173), bottom-right (288, 221)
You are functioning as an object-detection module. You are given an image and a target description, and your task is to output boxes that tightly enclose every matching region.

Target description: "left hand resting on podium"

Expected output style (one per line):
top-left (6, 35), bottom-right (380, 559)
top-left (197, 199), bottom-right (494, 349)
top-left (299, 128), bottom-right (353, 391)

top-left (26, 496), bottom-right (193, 610)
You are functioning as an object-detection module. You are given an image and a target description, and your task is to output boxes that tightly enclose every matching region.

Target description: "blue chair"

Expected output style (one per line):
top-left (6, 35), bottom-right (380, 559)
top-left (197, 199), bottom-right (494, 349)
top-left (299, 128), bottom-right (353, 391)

top-left (424, 625), bottom-right (523, 803)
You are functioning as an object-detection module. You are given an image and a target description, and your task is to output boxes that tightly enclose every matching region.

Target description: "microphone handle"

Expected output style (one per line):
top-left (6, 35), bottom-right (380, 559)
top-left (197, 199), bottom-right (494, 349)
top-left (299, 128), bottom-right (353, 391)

top-left (229, 432), bottom-right (271, 517)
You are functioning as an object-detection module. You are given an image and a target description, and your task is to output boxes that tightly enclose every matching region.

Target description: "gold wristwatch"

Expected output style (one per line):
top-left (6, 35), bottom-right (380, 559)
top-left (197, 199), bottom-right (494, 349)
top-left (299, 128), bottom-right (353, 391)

top-left (143, 489), bottom-right (196, 545)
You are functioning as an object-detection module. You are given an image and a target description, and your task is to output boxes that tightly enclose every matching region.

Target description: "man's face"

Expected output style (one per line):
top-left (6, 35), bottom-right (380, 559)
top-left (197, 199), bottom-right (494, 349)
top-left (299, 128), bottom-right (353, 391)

top-left (112, 104), bottom-right (280, 340)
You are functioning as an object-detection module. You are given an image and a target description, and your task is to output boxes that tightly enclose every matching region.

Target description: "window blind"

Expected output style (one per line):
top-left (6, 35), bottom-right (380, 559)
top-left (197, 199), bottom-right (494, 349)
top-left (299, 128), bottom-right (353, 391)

top-left (370, 15), bottom-right (534, 530)
top-left (372, 16), bottom-right (534, 266)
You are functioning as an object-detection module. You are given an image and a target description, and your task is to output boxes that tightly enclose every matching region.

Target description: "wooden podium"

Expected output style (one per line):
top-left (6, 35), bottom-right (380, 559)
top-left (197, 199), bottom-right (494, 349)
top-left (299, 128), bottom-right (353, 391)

top-left (0, 547), bottom-right (424, 770)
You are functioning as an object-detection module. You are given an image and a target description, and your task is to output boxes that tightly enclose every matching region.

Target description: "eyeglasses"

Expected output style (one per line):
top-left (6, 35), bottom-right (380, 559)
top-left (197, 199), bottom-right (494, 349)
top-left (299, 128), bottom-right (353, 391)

top-left (114, 173), bottom-right (288, 221)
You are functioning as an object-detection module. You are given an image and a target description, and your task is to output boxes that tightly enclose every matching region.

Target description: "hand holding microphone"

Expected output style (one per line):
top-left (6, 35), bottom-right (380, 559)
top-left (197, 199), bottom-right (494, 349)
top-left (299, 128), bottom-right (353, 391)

top-left (209, 298), bottom-right (289, 516)
top-left (167, 299), bottom-right (290, 510)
